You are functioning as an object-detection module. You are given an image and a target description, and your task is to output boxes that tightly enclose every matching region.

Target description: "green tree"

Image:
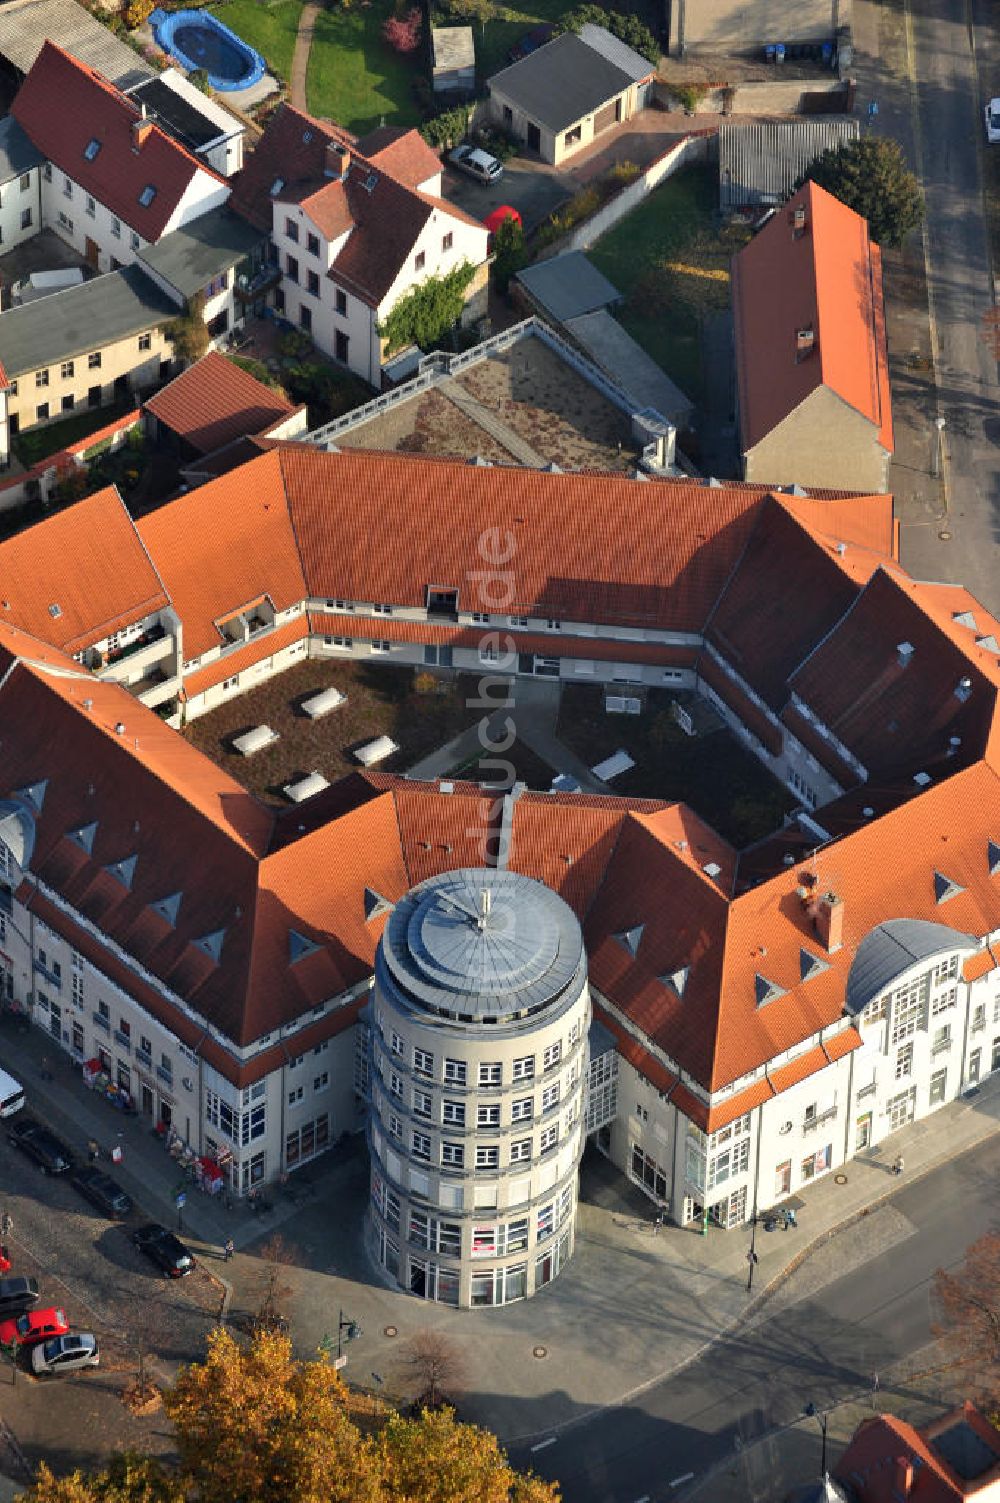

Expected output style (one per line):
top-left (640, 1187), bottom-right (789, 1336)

top-left (379, 262), bottom-right (477, 353)
top-left (435, 0), bottom-right (494, 24)
top-left (491, 214), bottom-right (527, 295)
top-left (555, 6), bottom-right (659, 65)
top-left (801, 135), bottom-right (923, 248)
top-left (160, 293), bottom-right (209, 364)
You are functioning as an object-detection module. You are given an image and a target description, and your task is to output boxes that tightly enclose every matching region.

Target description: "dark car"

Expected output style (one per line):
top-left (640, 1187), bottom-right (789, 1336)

top-left (70, 1165), bottom-right (132, 1219)
top-left (7, 1119), bottom-right (74, 1175)
top-left (132, 1222), bottom-right (193, 1278)
top-left (0, 1277), bottom-right (40, 1315)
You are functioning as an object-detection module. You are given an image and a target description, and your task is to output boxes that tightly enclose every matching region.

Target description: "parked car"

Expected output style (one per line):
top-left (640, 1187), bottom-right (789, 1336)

top-left (132, 1223), bottom-right (193, 1278)
top-left (70, 1165), bottom-right (132, 1219)
top-left (986, 98), bottom-right (1000, 143)
top-left (448, 144), bottom-right (503, 184)
top-left (508, 22), bottom-right (554, 61)
top-left (0, 1306), bottom-right (68, 1346)
top-left (30, 1333), bottom-right (99, 1377)
top-left (7, 1119), bottom-right (73, 1175)
top-left (0, 1278), bottom-right (39, 1315)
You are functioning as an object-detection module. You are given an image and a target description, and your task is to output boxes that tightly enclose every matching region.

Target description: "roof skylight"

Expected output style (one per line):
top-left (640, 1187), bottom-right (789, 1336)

top-left (83, 138), bottom-right (101, 161)
top-left (138, 184), bottom-right (157, 207)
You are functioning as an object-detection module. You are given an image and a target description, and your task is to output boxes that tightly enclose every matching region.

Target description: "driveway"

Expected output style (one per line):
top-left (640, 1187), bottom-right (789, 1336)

top-left (442, 157), bottom-right (575, 232)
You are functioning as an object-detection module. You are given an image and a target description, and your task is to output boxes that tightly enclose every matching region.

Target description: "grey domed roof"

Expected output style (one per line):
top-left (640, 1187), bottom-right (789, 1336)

top-left (845, 918), bottom-right (975, 1016)
top-left (377, 868), bottom-right (585, 1026)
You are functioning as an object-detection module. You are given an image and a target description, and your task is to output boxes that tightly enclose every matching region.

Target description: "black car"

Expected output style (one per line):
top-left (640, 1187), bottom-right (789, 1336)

top-left (70, 1166), bottom-right (132, 1219)
top-left (132, 1222), bottom-right (193, 1278)
top-left (7, 1119), bottom-right (74, 1175)
top-left (0, 1276), bottom-right (40, 1314)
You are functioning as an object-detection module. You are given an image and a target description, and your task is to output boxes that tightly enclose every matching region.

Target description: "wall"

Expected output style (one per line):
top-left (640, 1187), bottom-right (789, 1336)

top-left (0, 405), bottom-right (142, 510)
top-left (162, 168), bottom-right (231, 237)
top-left (0, 167), bottom-right (42, 260)
top-left (7, 326), bottom-right (171, 444)
top-left (557, 132), bottom-right (713, 254)
top-left (41, 165), bottom-right (147, 270)
top-left (656, 77), bottom-right (849, 115)
top-left (669, 0), bottom-right (847, 55)
top-left (489, 81), bottom-right (643, 167)
top-left (743, 385), bottom-right (890, 492)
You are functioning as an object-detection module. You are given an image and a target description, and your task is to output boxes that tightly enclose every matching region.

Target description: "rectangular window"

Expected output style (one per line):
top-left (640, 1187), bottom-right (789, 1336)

top-left (299, 304), bottom-right (312, 334)
top-left (929, 1068), bottom-right (947, 1105)
top-left (43, 163), bottom-right (52, 182)
top-left (285, 254), bottom-right (298, 282)
top-left (543, 1041), bottom-right (562, 1071)
top-left (307, 232), bottom-right (320, 256)
top-left (475, 1144), bottom-right (499, 1169)
top-left (285, 217), bottom-right (299, 241)
top-left (313, 1071), bottom-right (328, 1091)
top-left (775, 1159), bottom-right (792, 1196)
top-left (370, 640), bottom-right (390, 654)
top-left (36, 402), bottom-right (49, 421)
top-left (414, 250), bottom-right (425, 271)
top-left (413, 1089), bottom-right (432, 1120)
top-left (112, 217), bottom-right (121, 239)
top-left (895, 1041), bottom-right (914, 1079)
top-left (540, 1124), bottom-right (558, 1154)
top-left (86, 195), bottom-right (95, 217)
top-left (88, 352), bottom-right (101, 370)
top-left (20, 209), bottom-right (31, 231)
top-left (442, 1100), bottom-right (465, 1126)
top-left (138, 332), bottom-right (151, 352)
top-left (441, 1141), bottom-right (464, 1167)
top-left (389, 1070), bottom-right (403, 1099)
top-left (60, 360), bottom-right (74, 379)
top-left (388, 1112), bottom-right (402, 1139)
top-left (537, 1203), bottom-right (554, 1241)
top-left (479, 1061), bottom-right (502, 1088)
top-left (511, 1097), bottom-right (532, 1122)
top-left (307, 269), bottom-right (320, 296)
top-left (413, 1048), bottom-right (434, 1078)
top-left (335, 287), bottom-right (347, 315)
top-left (512, 1055), bottom-right (535, 1080)
top-left (390, 1030), bottom-right (404, 1057)
top-left (443, 231), bottom-right (453, 251)
top-left (57, 211), bottom-right (73, 233)
top-left (334, 329), bottom-right (349, 364)
top-left (477, 1104), bottom-right (501, 1128)
top-left (35, 369), bottom-right (49, 388)
top-left (63, 176), bottom-right (72, 198)
top-left (444, 1058), bottom-right (467, 1086)
top-left (412, 1131), bottom-right (431, 1162)
top-left (510, 1137), bottom-right (532, 1162)
top-left (61, 394), bottom-right (74, 412)
top-left (891, 975), bottom-right (928, 1042)
top-left (541, 1082), bottom-right (560, 1112)
top-left (88, 384), bottom-right (101, 408)
top-left (288, 1085), bottom-right (303, 1105)
top-left (472, 1226), bottom-right (496, 1257)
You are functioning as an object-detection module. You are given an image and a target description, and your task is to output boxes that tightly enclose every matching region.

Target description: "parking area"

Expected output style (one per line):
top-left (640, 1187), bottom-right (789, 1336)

top-left (0, 228), bottom-right (93, 308)
top-left (443, 156), bottom-right (575, 233)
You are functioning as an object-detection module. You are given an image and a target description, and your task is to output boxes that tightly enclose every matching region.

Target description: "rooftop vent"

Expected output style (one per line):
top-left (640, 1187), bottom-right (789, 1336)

top-left (193, 928), bottom-right (226, 964)
top-left (791, 203), bottom-right (807, 236)
top-left (324, 142), bottom-right (350, 179)
top-left (115, 722), bottom-right (126, 734)
top-left (862, 805), bottom-right (875, 818)
top-left (661, 966), bottom-right (689, 997)
top-left (913, 771), bottom-right (932, 787)
top-left (105, 853), bottom-right (138, 889)
top-left (953, 610), bottom-right (977, 630)
top-left (70, 821), bottom-right (98, 854)
top-left (755, 973), bottom-right (786, 1007)
top-left (82, 698), bottom-right (93, 711)
top-left (835, 541), bottom-right (847, 557)
top-left (363, 171), bottom-right (378, 194)
top-left (947, 735), bottom-right (962, 756)
top-left (150, 891), bottom-right (182, 926)
top-left (897, 641), bottom-right (915, 665)
top-left (795, 325), bottom-right (815, 359)
top-left (614, 924), bottom-right (644, 958)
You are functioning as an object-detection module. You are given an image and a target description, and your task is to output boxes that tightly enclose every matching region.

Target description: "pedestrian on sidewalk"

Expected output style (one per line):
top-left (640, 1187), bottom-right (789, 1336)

top-left (893, 1154), bottom-right (904, 1176)
top-left (223, 1238), bottom-right (235, 1262)
top-left (87, 1138), bottom-right (100, 1163)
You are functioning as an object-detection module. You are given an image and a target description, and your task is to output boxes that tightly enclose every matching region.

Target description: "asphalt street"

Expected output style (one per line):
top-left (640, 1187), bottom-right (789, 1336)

top-left (512, 1134), bottom-right (1000, 1503)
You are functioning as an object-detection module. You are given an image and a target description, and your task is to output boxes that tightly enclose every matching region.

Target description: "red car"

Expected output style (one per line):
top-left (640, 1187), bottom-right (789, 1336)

top-left (0, 1246), bottom-right (10, 1274)
top-left (0, 1306), bottom-right (68, 1346)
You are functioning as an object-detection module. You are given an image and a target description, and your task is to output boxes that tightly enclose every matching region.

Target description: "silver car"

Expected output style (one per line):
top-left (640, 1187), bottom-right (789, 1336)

top-left (986, 98), bottom-right (1000, 144)
top-left (31, 1333), bottom-right (99, 1376)
top-left (448, 144), bottom-right (503, 184)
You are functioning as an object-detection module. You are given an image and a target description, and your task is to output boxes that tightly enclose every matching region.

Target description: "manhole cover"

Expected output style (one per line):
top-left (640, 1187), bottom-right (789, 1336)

top-left (938, 530), bottom-right (952, 540)
top-left (383, 1325), bottom-right (398, 1338)
top-left (533, 1345), bottom-right (547, 1359)
top-left (834, 1173), bottom-right (848, 1185)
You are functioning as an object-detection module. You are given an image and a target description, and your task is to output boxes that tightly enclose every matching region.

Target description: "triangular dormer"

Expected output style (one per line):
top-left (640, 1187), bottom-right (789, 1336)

top-left (989, 840), bottom-right (1000, 877)
top-left (105, 853), bottom-right (138, 890)
top-left (933, 871), bottom-right (963, 904)
top-left (952, 610), bottom-right (977, 630)
top-left (70, 821), bottom-right (98, 855)
top-left (976, 635), bottom-right (999, 655)
top-left (193, 929), bottom-right (226, 964)
top-left (800, 948), bottom-right (829, 982)
top-left (150, 892), bottom-right (182, 926)
top-left (660, 966), bottom-right (689, 997)
top-left (16, 780), bottom-right (47, 812)
top-left (364, 888), bottom-right (394, 922)
top-left (289, 929), bottom-right (320, 964)
top-left (755, 973), bottom-right (785, 1008)
top-left (614, 925), bottom-right (644, 958)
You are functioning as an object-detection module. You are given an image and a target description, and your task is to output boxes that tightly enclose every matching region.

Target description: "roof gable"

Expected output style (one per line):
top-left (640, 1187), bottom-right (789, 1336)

top-left (488, 31), bottom-right (641, 135)
top-left (144, 350), bottom-right (293, 456)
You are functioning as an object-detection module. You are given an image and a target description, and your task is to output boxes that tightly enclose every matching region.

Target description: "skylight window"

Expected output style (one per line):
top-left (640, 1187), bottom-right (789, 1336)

top-left (83, 138), bottom-right (101, 161)
top-left (47, 602), bottom-right (62, 619)
top-left (270, 177), bottom-right (285, 196)
top-left (138, 184), bottom-right (156, 207)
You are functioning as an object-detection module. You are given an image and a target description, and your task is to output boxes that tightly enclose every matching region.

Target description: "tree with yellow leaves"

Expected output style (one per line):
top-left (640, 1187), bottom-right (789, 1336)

top-left (379, 1406), bottom-right (560, 1503)
top-left (24, 1454), bottom-right (182, 1503)
top-left (163, 1327), bottom-right (379, 1503)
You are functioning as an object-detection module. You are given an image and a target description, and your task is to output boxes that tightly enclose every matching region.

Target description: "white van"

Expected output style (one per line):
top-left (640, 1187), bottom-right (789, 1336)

top-left (0, 1066), bottom-right (25, 1117)
top-left (10, 268), bottom-right (85, 306)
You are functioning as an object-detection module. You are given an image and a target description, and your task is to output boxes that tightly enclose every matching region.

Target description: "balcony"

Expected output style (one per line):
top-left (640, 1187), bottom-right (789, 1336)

top-left (856, 1081), bottom-right (877, 1100)
top-left (135, 1048), bottom-right (152, 1071)
top-left (98, 625), bottom-right (171, 680)
top-left (802, 1105), bottom-right (838, 1133)
top-left (235, 263), bottom-right (281, 301)
top-left (932, 1036), bottom-right (952, 1055)
top-left (33, 959), bottom-right (62, 990)
top-left (113, 1029), bottom-right (131, 1052)
top-left (135, 671), bottom-right (181, 708)
top-left (92, 1010), bottom-right (110, 1033)
top-left (155, 1064), bottom-right (173, 1086)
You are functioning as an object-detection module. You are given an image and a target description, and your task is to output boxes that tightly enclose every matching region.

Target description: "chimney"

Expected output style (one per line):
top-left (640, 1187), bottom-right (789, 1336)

top-left (814, 891), bottom-right (843, 953)
top-left (893, 1457), bottom-right (915, 1498)
top-left (325, 141), bottom-right (350, 180)
top-left (131, 104), bottom-right (153, 153)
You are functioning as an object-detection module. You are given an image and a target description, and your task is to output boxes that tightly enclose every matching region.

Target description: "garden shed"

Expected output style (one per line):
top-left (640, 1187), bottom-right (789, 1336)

top-left (432, 26), bottom-right (475, 96)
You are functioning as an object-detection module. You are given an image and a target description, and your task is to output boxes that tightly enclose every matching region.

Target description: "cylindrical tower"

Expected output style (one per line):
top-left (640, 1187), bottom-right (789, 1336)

top-left (367, 867), bottom-right (590, 1308)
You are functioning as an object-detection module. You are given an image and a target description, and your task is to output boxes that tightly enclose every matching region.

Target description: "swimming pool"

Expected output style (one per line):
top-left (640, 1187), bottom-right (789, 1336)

top-left (150, 8), bottom-right (266, 92)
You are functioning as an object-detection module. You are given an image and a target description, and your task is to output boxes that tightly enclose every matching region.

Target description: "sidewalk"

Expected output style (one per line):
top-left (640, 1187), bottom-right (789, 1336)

top-left (4, 1009), bottom-right (1000, 1449)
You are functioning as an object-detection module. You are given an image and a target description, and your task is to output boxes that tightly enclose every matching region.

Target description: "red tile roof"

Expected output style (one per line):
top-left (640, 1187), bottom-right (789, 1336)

top-left (144, 351), bottom-right (294, 456)
top-left (0, 486), bottom-right (169, 653)
top-left (12, 41), bottom-right (224, 241)
top-left (227, 104), bottom-right (356, 233)
top-left (733, 180), bottom-right (893, 456)
top-left (357, 125), bottom-right (442, 189)
top-left (835, 1403), bottom-right (1000, 1502)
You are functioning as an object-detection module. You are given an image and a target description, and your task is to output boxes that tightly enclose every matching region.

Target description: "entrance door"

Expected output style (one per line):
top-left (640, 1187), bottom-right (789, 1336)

top-left (49, 1000), bottom-right (61, 1040)
top-left (855, 1113), bottom-right (872, 1150)
top-left (969, 1049), bottom-right (982, 1086)
top-left (159, 1100), bottom-right (172, 1129)
top-left (141, 1083), bottom-right (154, 1118)
top-left (85, 237), bottom-right (100, 270)
top-left (594, 98), bottom-right (619, 134)
top-left (526, 122), bottom-right (541, 153)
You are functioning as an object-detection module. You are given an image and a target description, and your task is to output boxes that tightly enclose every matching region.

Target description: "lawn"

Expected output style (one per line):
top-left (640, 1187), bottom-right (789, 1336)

top-left (13, 397), bottom-right (138, 469)
top-left (305, 0), bottom-right (423, 135)
top-left (556, 685), bottom-right (797, 849)
top-left (206, 0), bottom-right (304, 85)
top-left (588, 164), bottom-right (746, 409)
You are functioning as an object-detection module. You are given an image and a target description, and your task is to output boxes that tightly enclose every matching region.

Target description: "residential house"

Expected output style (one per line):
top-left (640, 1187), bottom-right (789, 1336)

top-left (732, 179), bottom-right (893, 492)
top-left (228, 104), bottom-right (489, 385)
top-left (834, 1402), bottom-right (1000, 1501)
top-left (11, 40), bottom-right (230, 276)
top-left (487, 25), bottom-right (655, 166)
top-left (669, 0), bottom-right (849, 59)
top-left (719, 119), bottom-right (859, 212)
top-left (0, 264), bottom-right (177, 464)
top-left (0, 116), bottom-right (45, 257)
top-left (136, 203), bottom-right (265, 341)
top-left (1, 445), bottom-right (999, 1232)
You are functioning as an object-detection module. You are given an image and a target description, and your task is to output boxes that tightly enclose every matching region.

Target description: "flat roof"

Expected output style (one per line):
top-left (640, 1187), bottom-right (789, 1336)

top-left (127, 74), bottom-right (240, 153)
top-left (137, 205), bottom-right (262, 301)
top-left (0, 264), bottom-right (176, 379)
top-left (517, 251), bottom-right (621, 322)
top-left (432, 26), bottom-right (475, 70)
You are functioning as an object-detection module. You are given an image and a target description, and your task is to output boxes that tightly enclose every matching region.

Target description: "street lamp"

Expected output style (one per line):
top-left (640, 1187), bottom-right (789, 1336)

top-left (337, 1307), bottom-right (362, 1362)
top-left (371, 1370), bottom-right (384, 1418)
top-left (746, 1207), bottom-right (759, 1292)
top-left (932, 414), bottom-right (946, 478)
top-left (804, 1401), bottom-right (828, 1476)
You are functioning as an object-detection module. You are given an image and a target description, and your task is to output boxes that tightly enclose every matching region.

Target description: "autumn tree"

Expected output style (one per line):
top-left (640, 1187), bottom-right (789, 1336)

top-left (24, 1454), bottom-right (183, 1503)
top-left (161, 293), bottom-right (209, 364)
top-left (383, 7), bottom-right (422, 53)
top-left (933, 1231), bottom-right (1000, 1385)
top-left (801, 135), bottom-right (923, 248)
top-left (164, 1328), bottom-right (378, 1503)
top-left (252, 1232), bottom-right (297, 1332)
top-left (397, 1328), bottom-right (468, 1408)
top-left (378, 1407), bottom-right (561, 1503)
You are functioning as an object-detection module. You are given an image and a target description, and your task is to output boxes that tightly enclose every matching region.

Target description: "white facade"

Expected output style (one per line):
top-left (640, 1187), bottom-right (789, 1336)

top-left (0, 167), bottom-right (42, 260)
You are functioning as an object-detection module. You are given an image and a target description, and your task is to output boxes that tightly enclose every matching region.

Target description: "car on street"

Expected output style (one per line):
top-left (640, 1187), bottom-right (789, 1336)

top-left (0, 1306), bottom-right (68, 1346)
top-left (986, 98), bottom-right (1000, 143)
top-left (132, 1222), bottom-right (194, 1278)
top-left (448, 144), bottom-right (503, 184)
top-left (0, 1277), bottom-right (39, 1315)
top-left (69, 1165), bottom-right (132, 1219)
top-left (7, 1119), bottom-right (73, 1174)
top-left (30, 1333), bottom-right (99, 1376)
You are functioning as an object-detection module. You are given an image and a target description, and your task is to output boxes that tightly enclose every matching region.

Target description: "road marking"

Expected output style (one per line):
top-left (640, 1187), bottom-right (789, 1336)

top-left (670, 1473), bottom-right (695, 1488)
top-left (530, 1436), bottom-right (557, 1453)
top-left (634, 1494), bottom-right (651, 1502)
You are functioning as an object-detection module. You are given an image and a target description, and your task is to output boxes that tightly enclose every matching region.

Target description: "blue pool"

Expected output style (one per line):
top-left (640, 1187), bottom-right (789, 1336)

top-left (150, 8), bottom-right (266, 92)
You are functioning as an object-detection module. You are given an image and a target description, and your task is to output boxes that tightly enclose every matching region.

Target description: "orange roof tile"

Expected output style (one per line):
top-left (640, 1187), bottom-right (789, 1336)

top-left (705, 1076), bottom-right (775, 1133)
top-left (964, 947), bottom-right (999, 982)
top-left (733, 180), bottom-right (893, 455)
top-left (144, 351), bottom-right (293, 456)
top-left (0, 486), bottom-right (169, 653)
top-left (182, 618), bottom-right (309, 697)
top-left (12, 41), bottom-right (223, 241)
top-left (357, 125), bottom-right (442, 188)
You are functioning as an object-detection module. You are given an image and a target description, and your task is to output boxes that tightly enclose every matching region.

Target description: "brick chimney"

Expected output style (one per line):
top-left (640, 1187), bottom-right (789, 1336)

top-left (813, 891), bottom-right (844, 952)
top-left (894, 1456), bottom-right (915, 1498)
top-left (325, 141), bottom-right (350, 180)
top-left (131, 103), bottom-right (153, 153)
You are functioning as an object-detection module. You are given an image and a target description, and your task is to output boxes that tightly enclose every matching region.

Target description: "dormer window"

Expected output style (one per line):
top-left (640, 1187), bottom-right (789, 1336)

top-left (138, 184), bottom-right (156, 207)
top-left (270, 177), bottom-right (285, 197)
top-left (83, 138), bottom-right (101, 161)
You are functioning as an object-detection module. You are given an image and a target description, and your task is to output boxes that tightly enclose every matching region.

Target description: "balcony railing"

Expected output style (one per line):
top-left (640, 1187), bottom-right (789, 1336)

top-left (135, 1048), bottom-right (152, 1070)
top-left (803, 1105), bottom-right (838, 1132)
top-left (932, 1037), bottom-right (952, 1055)
top-left (155, 1065), bottom-right (173, 1086)
top-left (92, 1010), bottom-right (110, 1033)
top-left (856, 1081), bottom-right (877, 1100)
top-left (105, 623), bottom-right (166, 666)
top-left (33, 959), bottom-right (62, 990)
top-left (113, 1029), bottom-right (131, 1052)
